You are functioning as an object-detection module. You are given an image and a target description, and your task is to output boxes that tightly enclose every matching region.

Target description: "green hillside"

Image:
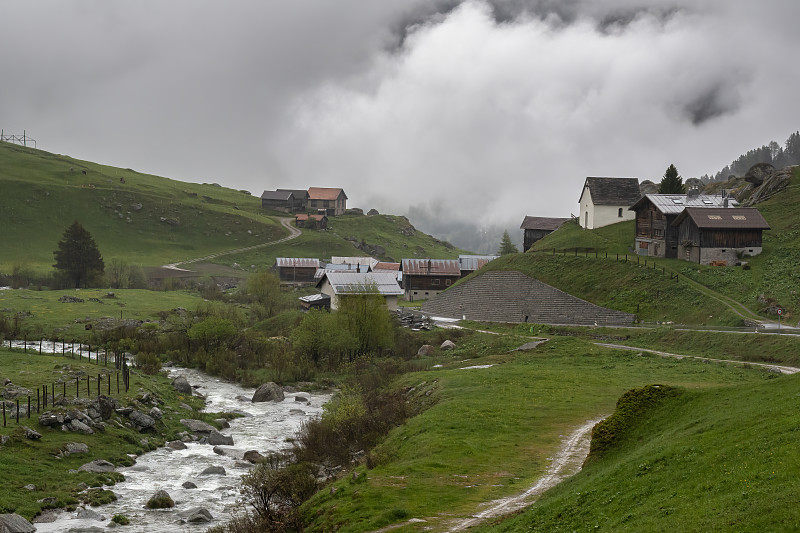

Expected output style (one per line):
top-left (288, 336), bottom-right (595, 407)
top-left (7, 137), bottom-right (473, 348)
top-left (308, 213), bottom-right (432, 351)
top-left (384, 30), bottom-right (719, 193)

top-left (481, 374), bottom-right (800, 533)
top-left (521, 167), bottom-right (800, 320)
top-left (0, 142), bottom-right (465, 275)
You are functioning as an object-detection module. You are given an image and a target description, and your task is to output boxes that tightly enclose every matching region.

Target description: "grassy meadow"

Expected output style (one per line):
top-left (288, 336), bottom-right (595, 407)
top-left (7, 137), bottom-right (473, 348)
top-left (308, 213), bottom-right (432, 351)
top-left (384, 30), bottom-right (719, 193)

top-left (300, 335), bottom-right (776, 532)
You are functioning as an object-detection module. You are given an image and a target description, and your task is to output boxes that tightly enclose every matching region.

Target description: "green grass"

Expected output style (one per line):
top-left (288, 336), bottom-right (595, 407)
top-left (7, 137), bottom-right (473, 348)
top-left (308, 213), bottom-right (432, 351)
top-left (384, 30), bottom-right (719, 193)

top-left (300, 335), bottom-right (769, 532)
top-left (458, 253), bottom-right (744, 326)
top-left (0, 288), bottom-right (207, 339)
top-left (531, 219), bottom-right (634, 255)
top-left (0, 348), bottom-right (218, 519)
top-left (478, 373), bottom-right (800, 532)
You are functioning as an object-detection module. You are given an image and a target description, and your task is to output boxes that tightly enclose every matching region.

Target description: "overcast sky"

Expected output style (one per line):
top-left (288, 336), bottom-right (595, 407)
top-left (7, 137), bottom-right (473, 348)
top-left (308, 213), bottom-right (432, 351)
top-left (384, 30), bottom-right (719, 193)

top-left (3, 1), bottom-right (799, 249)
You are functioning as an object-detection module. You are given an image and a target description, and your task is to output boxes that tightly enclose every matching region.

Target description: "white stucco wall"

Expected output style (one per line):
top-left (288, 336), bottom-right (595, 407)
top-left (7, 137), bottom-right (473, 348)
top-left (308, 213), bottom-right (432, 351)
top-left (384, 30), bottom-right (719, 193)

top-left (579, 187), bottom-right (636, 229)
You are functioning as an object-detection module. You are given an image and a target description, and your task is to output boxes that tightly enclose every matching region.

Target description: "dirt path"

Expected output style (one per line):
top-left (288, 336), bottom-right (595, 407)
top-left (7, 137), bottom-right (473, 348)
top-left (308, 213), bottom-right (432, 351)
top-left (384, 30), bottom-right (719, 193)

top-left (595, 343), bottom-right (800, 375)
top-left (162, 217), bottom-right (301, 271)
top-left (444, 417), bottom-right (606, 532)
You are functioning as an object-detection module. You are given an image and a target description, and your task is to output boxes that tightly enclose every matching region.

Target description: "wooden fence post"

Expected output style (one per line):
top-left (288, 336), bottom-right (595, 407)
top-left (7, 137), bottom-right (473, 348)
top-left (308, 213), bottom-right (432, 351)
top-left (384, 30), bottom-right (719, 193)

top-left (37, 389), bottom-right (40, 413)
top-left (27, 396), bottom-right (30, 419)
top-left (2, 401), bottom-right (5, 427)
top-left (76, 377), bottom-right (79, 398)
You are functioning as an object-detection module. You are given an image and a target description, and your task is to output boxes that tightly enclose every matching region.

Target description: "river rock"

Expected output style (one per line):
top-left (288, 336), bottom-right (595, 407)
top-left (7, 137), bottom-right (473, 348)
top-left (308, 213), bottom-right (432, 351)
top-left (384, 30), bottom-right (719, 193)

top-left (146, 490), bottom-right (175, 509)
top-left (208, 430), bottom-right (234, 446)
top-left (214, 418), bottom-right (230, 428)
top-left (0, 513), bottom-right (36, 532)
top-left (65, 442), bottom-right (90, 455)
top-left (179, 507), bottom-right (214, 523)
top-left (78, 459), bottom-right (115, 473)
top-left (440, 340), bottom-right (456, 350)
top-left (199, 465), bottom-right (226, 476)
top-left (294, 394), bottom-right (309, 403)
top-left (75, 507), bottom-right (104, 521)
top-left (243, 450), bottom-right (264, 464)
top-left (167, 440), bottom-right (187, 450)
top-left (417, 344), bottom-right (435, 356)
top-left (251, 382), bottom-right (284, 403)
top-left (171, 376), bottom-right (193, 394)
top-left (180, 419), bottom-right (215, 433)
top-left (182, 481), bottom-right (197, 489)
top-left (129, 410), bottom-right (155, 431)
top-left (22, 426), bottom-right (42, 440)
top-left (289, 409), bottom-right (305, 416)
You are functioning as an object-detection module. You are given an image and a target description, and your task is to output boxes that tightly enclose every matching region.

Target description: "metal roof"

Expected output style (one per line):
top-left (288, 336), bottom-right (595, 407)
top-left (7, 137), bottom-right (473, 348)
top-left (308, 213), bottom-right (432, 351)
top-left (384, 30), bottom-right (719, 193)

top-left (673, 207), bottom-right (770, 230)
top-left (401, 259), bottom-right (461, 276)
top-left (580, 177), bottom-right (641, 206)
top-left (275, 257), bottom-right (320, 268)
top-left (373, 262), bottom-right (400, 271)
top-left (314, 264), bottom-right (367, 280)
top-left (298, 293), bottom-right (330, 303)
top-left (458, 255), bottom-right (499, 271)
top-left (322, 272), bottom-right (403, 296)
top-left (277, 188), bottom-right (308, 199)
top-left (260, 190), bottom-right (293, 201)
top-left (308, 187), bottom-right (347, 201)
top-left (519, 216), bottom-right (569, 230)
top-left (630, 194), bottom-right (739, 215)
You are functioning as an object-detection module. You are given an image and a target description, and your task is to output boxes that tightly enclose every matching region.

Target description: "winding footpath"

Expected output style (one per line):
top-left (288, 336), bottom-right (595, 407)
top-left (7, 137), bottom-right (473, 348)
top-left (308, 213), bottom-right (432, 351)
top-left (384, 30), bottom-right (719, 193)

top-left (162, 217), bottom-right (301, 271)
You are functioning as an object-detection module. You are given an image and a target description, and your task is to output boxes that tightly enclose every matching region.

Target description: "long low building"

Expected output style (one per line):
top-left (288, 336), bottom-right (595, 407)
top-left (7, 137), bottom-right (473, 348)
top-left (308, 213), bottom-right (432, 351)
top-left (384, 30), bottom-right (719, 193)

top-left (316, 271), bottom-right (403, 311)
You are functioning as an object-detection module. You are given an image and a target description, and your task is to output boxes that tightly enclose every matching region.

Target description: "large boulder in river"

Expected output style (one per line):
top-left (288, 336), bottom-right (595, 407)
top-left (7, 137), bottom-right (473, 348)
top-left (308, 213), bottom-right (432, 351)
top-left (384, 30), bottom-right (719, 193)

top-left (208, 430), bottom-right (234, 446)
top-left (78, 459), bottom-right (115, 473)
top-left (251, 382), bottom-right (284, 403)
top-left (243, 450), bottom-right (264, 464)
top-left (179, 507), bottom-right (214, 523)
top-left (180, 419), bottom-right (215, 433)
top-left (146, 490), bottom-right (175, 509)
top-left (0, 513), bottom-right (36, 532)
top-left (171, 376), bottom-right (193, 395)
top-left (200, 465), bottom-right (226, 476)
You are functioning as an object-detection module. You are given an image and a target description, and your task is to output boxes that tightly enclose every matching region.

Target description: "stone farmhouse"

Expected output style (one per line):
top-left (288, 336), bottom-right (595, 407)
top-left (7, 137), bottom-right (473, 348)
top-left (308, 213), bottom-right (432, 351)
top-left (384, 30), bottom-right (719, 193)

top-left (629, 191), bottom-right (738, 258)
top-left (673, 207), bottom-right (770, 265)
top-left (578, 177), bottom-right (641, 229)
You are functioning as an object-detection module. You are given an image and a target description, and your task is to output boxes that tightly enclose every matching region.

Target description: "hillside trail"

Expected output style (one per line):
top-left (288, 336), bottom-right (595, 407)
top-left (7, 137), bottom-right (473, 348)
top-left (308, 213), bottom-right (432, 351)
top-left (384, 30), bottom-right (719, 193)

top-left (162, 217), bottom-right (301, 271)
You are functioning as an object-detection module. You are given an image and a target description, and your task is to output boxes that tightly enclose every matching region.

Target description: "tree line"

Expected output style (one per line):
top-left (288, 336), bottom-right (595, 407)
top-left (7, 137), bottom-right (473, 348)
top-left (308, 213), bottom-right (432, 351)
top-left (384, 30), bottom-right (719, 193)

top-left (698, 130), bottom-right (800, 183)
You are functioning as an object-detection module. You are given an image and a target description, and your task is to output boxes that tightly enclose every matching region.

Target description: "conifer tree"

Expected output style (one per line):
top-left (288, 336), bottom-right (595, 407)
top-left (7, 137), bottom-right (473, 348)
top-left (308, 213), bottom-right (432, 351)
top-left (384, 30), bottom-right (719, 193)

top-left (658, 164), bottom-right (685, 194)
top-left (498, 230), bottom-right (519, 255)
top-left (53, 220), bottom-right (105, 288)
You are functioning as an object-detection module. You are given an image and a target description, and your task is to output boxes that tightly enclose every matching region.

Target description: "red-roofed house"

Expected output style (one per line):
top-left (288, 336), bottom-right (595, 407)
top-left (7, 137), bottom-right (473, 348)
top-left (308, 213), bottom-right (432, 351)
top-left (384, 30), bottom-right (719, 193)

top-left (308, 187), bottom-right (347, 216)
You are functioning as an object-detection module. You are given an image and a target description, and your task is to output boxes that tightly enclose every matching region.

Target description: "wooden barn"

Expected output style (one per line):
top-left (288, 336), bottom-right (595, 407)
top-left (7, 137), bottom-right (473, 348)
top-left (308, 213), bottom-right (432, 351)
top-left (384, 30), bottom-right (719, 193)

top-left (458, 255), bottom-right (498, 277)
top-left (273, 257), bottom-right (321, 283)
top-left (630, 192), bottom-right (737, 258)
top-left (519, 217), bottom-right (568, 251)
top-left (308, 187), bottom-right (348, 216)
top-left (401, 259), bottom-right (461, 301)
top-left (295, 213), bottom-right (328, 229)
top-left (673, 207), bottom-right (770, 265)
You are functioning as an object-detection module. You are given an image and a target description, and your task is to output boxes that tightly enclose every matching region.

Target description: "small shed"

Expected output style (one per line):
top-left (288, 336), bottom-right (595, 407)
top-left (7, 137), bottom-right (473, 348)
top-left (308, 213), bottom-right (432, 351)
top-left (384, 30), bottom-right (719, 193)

top-left (519, 217), bottom-right (568, 251)
top-left (274, 258), bottom-right (321, 283)
top-left (295, 213), bottom-right (328, 229)
top-left (401, 258), bottom-right (461, 302)
top-left (673, 207), bottom-right (770, 265)
top-left (298, 293), bottom-right (331, 311)
top-left (316, 272), bottom-right (403, 311)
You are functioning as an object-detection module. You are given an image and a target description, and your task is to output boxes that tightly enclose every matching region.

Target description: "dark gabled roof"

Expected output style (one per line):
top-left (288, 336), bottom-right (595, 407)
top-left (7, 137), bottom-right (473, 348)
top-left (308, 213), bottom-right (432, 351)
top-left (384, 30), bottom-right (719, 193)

top-left (519, 216), bottom-right (569, 231)
top-left (580, 177), bottom-right (641, 206)
top-left (401, 259), bottom-right (461, 276)
top-left (261, 190), bottom-right (293, 201)
top-left (672, 208), bottom-right (771, 230)
top-left (278, 189), bottom-right (308, 199)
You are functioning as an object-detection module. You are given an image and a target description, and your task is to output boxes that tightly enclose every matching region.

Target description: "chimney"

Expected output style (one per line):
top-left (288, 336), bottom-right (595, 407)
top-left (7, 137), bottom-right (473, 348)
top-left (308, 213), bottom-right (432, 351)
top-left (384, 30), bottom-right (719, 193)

top-left (723, 197), bottom-right (729, 208)
top-left (427, 259), bottom-right (432, 274)
top-left (687, 187), bottom-right (699, 199)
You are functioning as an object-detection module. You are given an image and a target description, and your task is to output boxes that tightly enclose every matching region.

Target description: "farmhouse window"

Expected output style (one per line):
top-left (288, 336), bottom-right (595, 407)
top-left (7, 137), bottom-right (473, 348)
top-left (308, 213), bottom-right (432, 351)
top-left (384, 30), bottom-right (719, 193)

top-left (431, 279), bottom-right (440, 286)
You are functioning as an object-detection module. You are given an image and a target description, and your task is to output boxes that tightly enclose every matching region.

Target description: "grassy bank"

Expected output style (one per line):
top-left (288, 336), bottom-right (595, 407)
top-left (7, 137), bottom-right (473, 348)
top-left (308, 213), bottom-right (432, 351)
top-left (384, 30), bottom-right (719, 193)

top-left (300, 336), bottom-right (771, 532)
top-left (479, 372), bottom-right (800, 532)
top-left (0, 348), bottom-right (216, 520)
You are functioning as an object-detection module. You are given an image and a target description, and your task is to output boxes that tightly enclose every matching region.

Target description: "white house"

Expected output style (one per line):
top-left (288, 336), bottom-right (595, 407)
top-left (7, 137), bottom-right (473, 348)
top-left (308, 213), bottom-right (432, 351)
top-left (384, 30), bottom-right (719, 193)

top-left (578, 177), bottom-right (641, 229)
top-left (316, 271), bottom-right (403, 311)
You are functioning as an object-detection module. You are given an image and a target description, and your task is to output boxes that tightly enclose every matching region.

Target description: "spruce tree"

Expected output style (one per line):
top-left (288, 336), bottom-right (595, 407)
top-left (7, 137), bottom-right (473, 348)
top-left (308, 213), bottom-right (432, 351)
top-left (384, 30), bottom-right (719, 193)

top-left (53, 220), bottom-right (105, 288)
top-left (498, 230), bottom-right (519, 255)
top-left (658, 164), bottom-right (685, 194)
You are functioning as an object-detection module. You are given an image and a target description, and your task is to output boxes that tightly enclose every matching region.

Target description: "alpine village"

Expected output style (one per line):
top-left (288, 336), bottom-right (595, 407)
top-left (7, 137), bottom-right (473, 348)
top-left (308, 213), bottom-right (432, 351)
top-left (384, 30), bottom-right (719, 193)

top-left (2, 134), bottom-right (800, 533)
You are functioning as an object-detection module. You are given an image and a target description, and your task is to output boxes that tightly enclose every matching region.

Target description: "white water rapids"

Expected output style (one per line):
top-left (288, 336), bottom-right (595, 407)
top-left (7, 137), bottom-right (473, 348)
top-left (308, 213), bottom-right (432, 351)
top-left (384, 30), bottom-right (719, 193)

top-left (27, 365), bottom-right (331, 532)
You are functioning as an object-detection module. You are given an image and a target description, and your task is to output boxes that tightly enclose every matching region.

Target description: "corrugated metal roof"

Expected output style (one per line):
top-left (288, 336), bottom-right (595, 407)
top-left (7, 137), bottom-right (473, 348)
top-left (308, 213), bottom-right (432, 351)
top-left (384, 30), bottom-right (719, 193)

top-left (458, 255), bottom-right (499, 271)
top-left (278, 189), bottom-right (308, 199)
top-left (308, 187), bottom-right (347, 201)
top-left (260, 190), bottom-right (293, 201)
top-left (314, 265), bottom-right (367, 280)
top-left (401, 259), bottom-right (461, 276)
top-left (323, 272), bottom-right (403, 296)
top-left (519, 216), bottom-right (569, 230)
top-left (330, 256), bottom-right (379, 268)
top-left (674, 208), bottom-right (770, 230)
top-left (275, 257), bottom-right (320, 268)
top-left (631, 194), bottom-right (739, 215)
top-left (373, 262), bottom-right (400, 271)
top-left (580, 177), bottom-right (641, 206)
